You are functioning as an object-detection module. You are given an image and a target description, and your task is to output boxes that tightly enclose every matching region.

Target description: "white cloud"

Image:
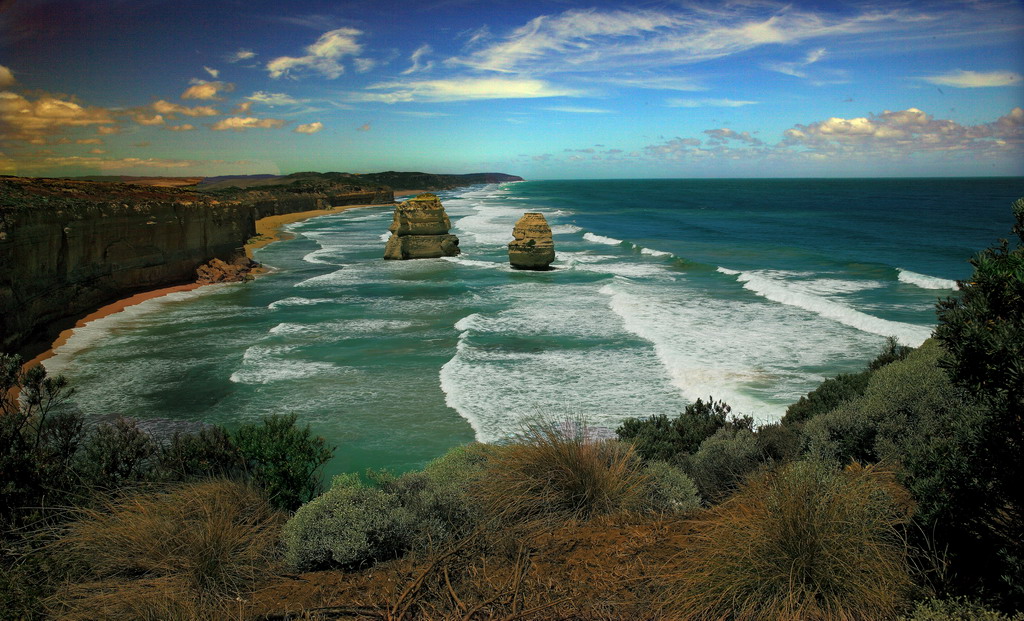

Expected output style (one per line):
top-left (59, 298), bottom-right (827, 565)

top-left (97, 125), bottom-right (122, 135)
top-left (704, 128), bottom-right (763, 145)
top-left (166, 124), bottom-right (196, 131)
top-left (211, 116), bottom-right (286, 131)
top-left (543, 106), bottom-right (613, 114)
top-left (133, 113), bottom-right (166, 126)
top-left (354, 58), bottom-right (376, 73)
top-left (355, 77), bottom-right (584, 103)
top-left (0, 91), bottom-right (116, 141)
top-left (181, 80), bottom-right (234, 100)
top-left (445, 5), bottom-right (938, 78)
top-left (153, 100), bottom-right (219, 117)
top-left (294, 121), bottom-right (323, 134)
top-left (667, 98), bottom-right (758, 107)
top-left (267, 27), bottom-right (363, 79)
top-left (921, 70), bottom-right (1022, 88)
top-left (247, 91), bottom-right (303, 106)
top-left (0, 65), bottom-right (15, 87)
top-left (401, 44), bottom-right (434, 75)
top-left (229, 49), bottom-right (256, 63)
top-left (204, 66), bottom-right (219, 78)
top-left (764, 47), bottom-right (826, 78)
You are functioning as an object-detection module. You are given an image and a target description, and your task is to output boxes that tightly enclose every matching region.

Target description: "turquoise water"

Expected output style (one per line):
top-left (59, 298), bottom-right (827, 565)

top-left (45, 178), bottom-right (1023, 479)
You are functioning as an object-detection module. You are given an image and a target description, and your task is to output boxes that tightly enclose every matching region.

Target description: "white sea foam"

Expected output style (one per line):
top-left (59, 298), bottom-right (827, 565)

top-left (583, 232), bottom-right (624, 246)
top-left (598, 278), bottom-right (883, 422)
top-left (897, 268), bottom-right (959, 290)
top-left (440, 256), bottom-right (508, 270)
top-left (268, 297), bottom-right (334, 310)
top-left (379, 232), bottom-right (392, 242)
top-left (573, 262), bottom-right (669, 278)
top-left (439, 282), bottom-right (686, 441)
top-left (268, 319), bottom-right (417, 338)
top-left (640, 247), bottom-right (673, 257)
top-left (717, 267), bottom-right (740, 275)
top-left (229, 345), bottom-right (343, 384)
top-left (719, 268), bottom-right (933, 346)
top-left (44, 286), bottom-right (223, 375)
top-left (551, 224), bottom-right (582, 234)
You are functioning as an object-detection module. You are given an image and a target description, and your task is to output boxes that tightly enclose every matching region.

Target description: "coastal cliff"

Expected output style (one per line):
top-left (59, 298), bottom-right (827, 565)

top-left (0, 176), bottom-right (394, 356)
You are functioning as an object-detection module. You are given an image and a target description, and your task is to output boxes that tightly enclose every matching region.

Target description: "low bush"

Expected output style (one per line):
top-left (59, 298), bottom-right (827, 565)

top-left (76, 417), bottom-right (158, 491)
top-left (664, 460), bottom-right (915, 620)
top-left (282, 473), bottom-right (415, 571)
top-left (473, 420), bottom-right (649, 524)
top-left (50, 479), bottom-right (283, 619)
top-left (900, 597), bottom-right (1024, 620)
top-left (644, 460), bottom-right (701, 514)
top-left (684, 426), bottom-right (763, 503)
top-left (157, 425), bottom-right (245, 482)
top-left (617, 397), bottom-right (749, 463)
top-left (233, 413), bottom-right (334, 511)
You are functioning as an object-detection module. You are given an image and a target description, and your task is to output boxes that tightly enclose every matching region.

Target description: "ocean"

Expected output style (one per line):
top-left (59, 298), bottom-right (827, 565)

top-left (44, 178), bottom-right (1023, 479)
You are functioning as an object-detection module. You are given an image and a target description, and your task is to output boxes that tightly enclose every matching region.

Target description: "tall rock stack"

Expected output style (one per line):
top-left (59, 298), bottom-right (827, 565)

top-left (383, 193), bottom-right (461, 260)
top-left (508, 212), bottom-right (555, 270)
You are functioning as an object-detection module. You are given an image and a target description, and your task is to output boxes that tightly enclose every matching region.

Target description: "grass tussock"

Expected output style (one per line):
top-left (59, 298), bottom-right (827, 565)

top-left (48, 478), bottom-right (284, 620)
top-left (662, 461), bottom-right (915, 621)
top-left (471, 420), bottom-right (650, 525)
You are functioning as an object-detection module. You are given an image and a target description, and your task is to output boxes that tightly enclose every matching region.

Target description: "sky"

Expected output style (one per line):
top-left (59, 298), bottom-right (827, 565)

top-left (0, 0), bottom-right (1022, 179)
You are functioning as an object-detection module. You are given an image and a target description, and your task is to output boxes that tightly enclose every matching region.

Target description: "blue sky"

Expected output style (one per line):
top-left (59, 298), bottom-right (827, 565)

top-left (1, 0), bottom-right (1022, 179)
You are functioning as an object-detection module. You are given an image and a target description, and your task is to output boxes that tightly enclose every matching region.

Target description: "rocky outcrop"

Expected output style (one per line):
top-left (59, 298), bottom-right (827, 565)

top-left (195, 256), bottom-right (260, 284)
top-left (508, 213), bottom-right (555, 270)
top-left (383, 193), bottom-right (460, 260)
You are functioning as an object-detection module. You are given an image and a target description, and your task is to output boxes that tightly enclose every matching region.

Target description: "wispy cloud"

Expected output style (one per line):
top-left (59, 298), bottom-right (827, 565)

top-left (182, 80), bottom-right (234, 100)
top-left (267, 27), bottom-right (364, 79)
top-left (445, 5), bottom-right (942, 79)
top-left (294, 121), bottom-right (323, 134)
top-left (667, 98), bottom-right (758, 108)
top-left (543, 106), bottom-right (613, 114)
top-left (203, 66), bottom-right (219, 78)
top-left (764, 47), bottom-right (826, 78)
top-left (229, 49), bottom-right (256, 63)
top-left (247, 91), bottom-right (304, 106)
top-left (920, 69), bottom-right (1022, 88)
top-left (0, 65), bottom-right (15, 87)
top-left (401, 44), bottom-right (435, 75)
top-left (166, 124), bottom-right (196, 131)
top-left (353, 77), bottom-right (584, 103)
top-left (0, 91), bottom-right (116, 142)
top-left (211, 116), bottom-right (286, 131)
top-left (153, 100), bottom-right (219, 117)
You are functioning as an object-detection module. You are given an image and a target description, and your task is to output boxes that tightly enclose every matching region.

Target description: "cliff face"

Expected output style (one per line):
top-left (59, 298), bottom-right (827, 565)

top-left (508, 212), bottom-right (555, 270)
top-left (0, 177), bottom-right (394, 356)
top-left (383, 193), bottom-right (460, 260)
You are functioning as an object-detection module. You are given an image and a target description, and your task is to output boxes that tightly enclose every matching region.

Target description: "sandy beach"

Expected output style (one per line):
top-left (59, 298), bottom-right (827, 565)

top-left (27, 203), bottom-right (380, 372)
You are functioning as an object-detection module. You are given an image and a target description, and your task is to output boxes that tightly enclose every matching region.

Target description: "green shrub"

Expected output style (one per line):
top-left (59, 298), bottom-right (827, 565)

top-left (282, 473), bottom-right (414, 571)
top-left (473, 421), bottom-right (649, 524)
top-left (617, 397), bottom-right (749, 463)
top-left (77, 418), bottom-right (158, 491)
top-left (374, 443), bottom-right (495, 546)
top-left (664, 461), bottom-right (915, 620)
top-left (900, 597), bottom-right (1024, 620)
top-left (644, 460), bottom-right (700, 514)
top-left (685, 426), bottom-right (763, 504)
top-left (753, 421), bottom-right (801, 463)
top-left (233, 413), bottom-right (334, 511)
top-left (157, 426), bottom-right (245, 483)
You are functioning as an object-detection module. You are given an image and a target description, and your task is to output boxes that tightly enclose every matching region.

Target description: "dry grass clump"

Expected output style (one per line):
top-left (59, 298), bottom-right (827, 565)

top-left (471, 420), bottom-right (650, 525)
top-left (48, 478), bottom-right (284, 620)
top-left (662, 460), bottom-right (915, 620)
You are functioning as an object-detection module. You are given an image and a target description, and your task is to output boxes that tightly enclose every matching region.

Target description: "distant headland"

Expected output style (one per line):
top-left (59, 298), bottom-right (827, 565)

top-left (0, 171), bottom-right (523, 359)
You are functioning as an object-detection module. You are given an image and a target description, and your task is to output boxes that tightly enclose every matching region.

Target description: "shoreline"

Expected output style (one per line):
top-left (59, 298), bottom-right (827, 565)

top-left (27, 202), bottom-right (382, 373)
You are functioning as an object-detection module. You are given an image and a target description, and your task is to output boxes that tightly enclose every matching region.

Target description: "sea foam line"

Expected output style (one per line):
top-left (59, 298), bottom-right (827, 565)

top-left (897, 268), bottom-right (959, 290)
top-left (583, 232), bottom-right (624, 246)
top-left (718, 267), bottom-right (932, 346)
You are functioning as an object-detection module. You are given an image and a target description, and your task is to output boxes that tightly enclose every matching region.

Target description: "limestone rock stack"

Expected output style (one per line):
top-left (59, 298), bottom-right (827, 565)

top-left (383, 193), bottom-right (461, 260)
top-left (508, 212), bottom-right (555, 270)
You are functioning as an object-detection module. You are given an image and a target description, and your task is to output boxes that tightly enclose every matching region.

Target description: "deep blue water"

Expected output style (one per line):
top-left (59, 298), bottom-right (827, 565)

top-left (45, 177), bottom-right (1023, 478)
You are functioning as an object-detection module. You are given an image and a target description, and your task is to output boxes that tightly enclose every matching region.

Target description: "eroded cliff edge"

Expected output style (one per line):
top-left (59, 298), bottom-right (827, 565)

top-left (0, 176), bottom-right (394, 356)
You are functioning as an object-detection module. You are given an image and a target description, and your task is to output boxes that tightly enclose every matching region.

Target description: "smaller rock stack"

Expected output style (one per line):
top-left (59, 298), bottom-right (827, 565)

top-left (508, 212), bottom-right (555, 270)
top-left (383, 193), bottom-right (461, 260)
